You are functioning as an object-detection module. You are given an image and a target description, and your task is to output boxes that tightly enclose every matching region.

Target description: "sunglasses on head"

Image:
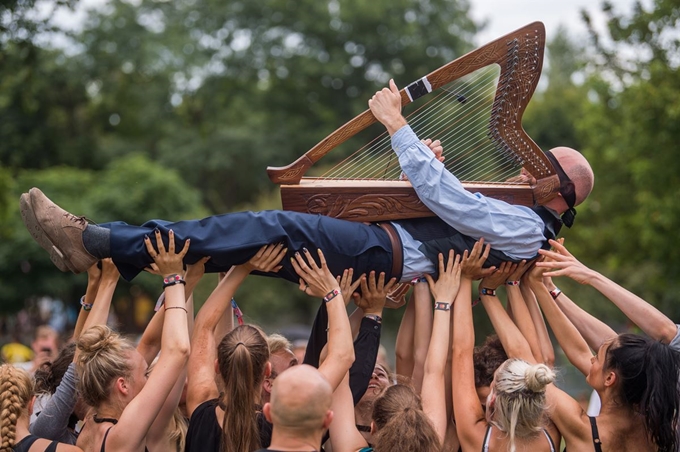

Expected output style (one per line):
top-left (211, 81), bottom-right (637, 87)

top-left (545, 150), bottom-right (576, 228)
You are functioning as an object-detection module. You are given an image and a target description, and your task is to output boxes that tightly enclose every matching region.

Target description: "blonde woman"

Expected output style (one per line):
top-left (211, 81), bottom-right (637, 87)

top-left (0, 364), bottom-right (82, 452)
top-left (74, 230), bottom-right (190, 452)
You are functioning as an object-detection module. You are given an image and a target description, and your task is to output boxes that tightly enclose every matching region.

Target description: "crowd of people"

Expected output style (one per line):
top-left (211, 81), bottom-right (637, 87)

top-left (3, 80), bottom-right (680, 452)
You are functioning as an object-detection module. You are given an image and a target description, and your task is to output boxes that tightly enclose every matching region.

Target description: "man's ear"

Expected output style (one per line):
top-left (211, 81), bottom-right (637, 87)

top-left (323, 410), bottom-right (334, 430)
top-left (214, 359), bottom-right (220, 375)
top-left (263, 378), bottom-right (273, 395)
top-left (264, 362), bottom-right (272, 378)
top-left (263, 403), bottom-right (273, 423)
top-left (370, 420), bottom-right (377, 435)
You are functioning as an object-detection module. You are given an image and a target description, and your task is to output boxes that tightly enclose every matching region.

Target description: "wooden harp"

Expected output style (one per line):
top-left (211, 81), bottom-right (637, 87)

top-left (267, 22), bottom-right (559, 222)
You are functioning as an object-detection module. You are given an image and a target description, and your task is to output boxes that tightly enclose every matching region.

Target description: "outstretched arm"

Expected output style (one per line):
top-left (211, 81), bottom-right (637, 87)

top-left (538, 239), bottom-right (676, 344)
top-left (108, 230), bottom-right (191, 451)
top-left (451, 243), bottom-right (488, 451)
top-left (186, 244), bottom-right (286, 417)
top-left (422, 250), bottom-right (461, 445)
top-left (526, 262), bottom-right (593, 376)
top-left (479, 262), bottom-right (535, 363)
top-left (292, 249), bottom-right (355, 391)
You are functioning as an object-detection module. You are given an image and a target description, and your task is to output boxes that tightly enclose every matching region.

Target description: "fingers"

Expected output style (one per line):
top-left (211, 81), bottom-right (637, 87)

top-left (154, 229), bottom-right (165, 254)
top-left (178, 238), bottom-right (191, 258)
top-left (389, 78), bottom-right (399, 95)
top-left (445, 249), bottom-right (455, 273)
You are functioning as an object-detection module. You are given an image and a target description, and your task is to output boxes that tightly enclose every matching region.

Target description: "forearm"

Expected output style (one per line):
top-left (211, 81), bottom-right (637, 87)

top-left (480, 294), bottom-right (534, 362)
top-left (589, 272), bottom-right (677, 343)
top-left (161, 284), bottom-right (191, 356)
top-left (80, 278), bottom-right (117, 335)
top-left (349, 307), bottom-right (364, 340)
top-left (412, 282), bottom-right (433, 391)
top-left (506, 286), bottom-right (542, 362)
top-left (424, 306), bottom-right (451, 377)
top-left (73, 280), bottom-right (98, 339)
top-left (529, 281), bottom-right (592, 374)
top-left (520, 284), bottom-right (555, 366)
top-left (30, 363), bottom-right (77, 441)
top-left (302, 303), bottom-right (329, 367)
top-left (194, 266), bottom-right (249, 332)
top-left (349, 317), bottom-right (381, 405)
top-left (325, 295), bottom-right (355, 370)
top-left (452, 279), bottom-right (474, 354)
top-left (395, 292), bottom-right (416, 378)
top-left (551, 289), bottom-right (616, 350)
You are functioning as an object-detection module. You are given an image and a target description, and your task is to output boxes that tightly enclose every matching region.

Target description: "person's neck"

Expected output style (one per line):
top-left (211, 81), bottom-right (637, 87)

top-left (94, 403), bottom-right (123, 422)
top-left (268, 428), bottom-right (321, 451)
top-left (354, 400), bottom-right (373, 425)
top-left (14, 415), bottom-right (31, 444)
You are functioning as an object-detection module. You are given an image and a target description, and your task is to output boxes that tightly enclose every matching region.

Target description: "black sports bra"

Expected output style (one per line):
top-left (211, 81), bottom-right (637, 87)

top-left (564, 416), bottom-right (602, 452)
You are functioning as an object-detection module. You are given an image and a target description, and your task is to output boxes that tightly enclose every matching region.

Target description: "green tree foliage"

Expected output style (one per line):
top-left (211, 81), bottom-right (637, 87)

top-left (569, 0), bottom-right (680, 320)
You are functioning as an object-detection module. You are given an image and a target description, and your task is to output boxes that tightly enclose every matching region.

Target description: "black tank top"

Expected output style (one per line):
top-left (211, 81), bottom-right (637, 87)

top-left (185, 399), bottom-right (272, 452)
top-left (12, 435), bottom-right (58, 452)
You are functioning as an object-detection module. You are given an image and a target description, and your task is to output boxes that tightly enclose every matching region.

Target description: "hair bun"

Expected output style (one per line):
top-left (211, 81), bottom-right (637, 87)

top-left (524, 363), bottom-right (555, 392)
top-left (77, 325), bottom-right (118, 359)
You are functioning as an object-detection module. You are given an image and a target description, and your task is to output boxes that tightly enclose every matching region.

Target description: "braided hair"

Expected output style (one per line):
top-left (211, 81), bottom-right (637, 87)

top-left (0, 364), bottom-right (34, 452)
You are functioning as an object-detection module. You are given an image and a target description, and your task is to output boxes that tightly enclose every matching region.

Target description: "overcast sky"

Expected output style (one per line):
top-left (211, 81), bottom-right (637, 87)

top-left (469, 0), bottom-right (639, 45)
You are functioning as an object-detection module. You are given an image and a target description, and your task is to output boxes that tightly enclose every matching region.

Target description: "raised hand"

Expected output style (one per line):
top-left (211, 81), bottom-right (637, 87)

top-left (424, 249), bottom-right (462, 304)
top-left (368, 79), bottom-right (406, 134)
top-left (480, 261), bottom-right (517, 290)
top-left (337, 268), bottom-right (363, 306)
top-left (506, 259), bottom-right (533, 283)
top-left (100, 258), bottom-right (120, 283)
top-left (460, 239), bottom-right (495, 280)
top-left (185, 256), bottom-right (211, 286)
top-left (385, 283), bottom-right (410, 309)
top-left (421, 138), bottom-right (445, 163)
top-left (536, 239), bottom-right (596, 284)
top-left (291, 248), bottom-right (341, 299)
top-left (354, 271), bottom-right (398, 315)
top-left (243, 243), bottom-right (287, 273)
top-left (144, 229), bottom-right (189, 277)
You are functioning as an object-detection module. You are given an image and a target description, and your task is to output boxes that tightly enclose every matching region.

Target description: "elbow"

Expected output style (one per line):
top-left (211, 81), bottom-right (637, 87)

top-left (543, 350), bottom-right (555, 368)
top-left (168, 341), bottom-right (191, 362)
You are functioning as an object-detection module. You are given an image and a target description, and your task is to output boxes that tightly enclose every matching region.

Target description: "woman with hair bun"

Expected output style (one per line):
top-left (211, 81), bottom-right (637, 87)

top-left (453, 240), bottom-right (559, 452)
top-left (74, 229), bottom-right (191, 452)
top-left (0, 364), bottom-right (82, 452)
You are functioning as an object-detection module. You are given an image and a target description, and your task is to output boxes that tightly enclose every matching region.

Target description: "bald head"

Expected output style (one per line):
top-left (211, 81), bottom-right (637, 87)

top-left (550, 146), bottom-right (594, 206)
top-left (269, 364), bottom-right (332, 431)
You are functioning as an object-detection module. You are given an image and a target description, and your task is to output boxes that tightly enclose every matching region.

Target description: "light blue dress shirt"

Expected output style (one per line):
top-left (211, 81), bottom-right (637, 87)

top-left (387, 125), bottom-right (548, 281)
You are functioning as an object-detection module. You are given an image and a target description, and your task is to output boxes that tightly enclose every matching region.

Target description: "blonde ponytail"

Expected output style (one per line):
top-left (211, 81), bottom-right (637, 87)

top-left (0, 365), bottom-right (34, 452)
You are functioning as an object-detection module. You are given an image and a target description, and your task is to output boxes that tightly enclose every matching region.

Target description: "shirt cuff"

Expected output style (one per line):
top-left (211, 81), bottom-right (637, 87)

top-left (391, 125), bottom-right (421, 156)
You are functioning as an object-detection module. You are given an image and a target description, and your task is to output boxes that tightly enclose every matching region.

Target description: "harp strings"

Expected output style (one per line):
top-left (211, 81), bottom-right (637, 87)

top-left (320, 65), bottom-right (524, 183)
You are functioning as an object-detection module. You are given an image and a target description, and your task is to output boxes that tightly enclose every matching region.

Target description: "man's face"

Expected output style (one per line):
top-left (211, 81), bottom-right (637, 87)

top-left (269, 349), bottom-right (299, 380)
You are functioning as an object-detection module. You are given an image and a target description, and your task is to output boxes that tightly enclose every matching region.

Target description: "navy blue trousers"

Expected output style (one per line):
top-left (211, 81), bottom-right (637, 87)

top-left (103, 210), bottom-right (396, 283)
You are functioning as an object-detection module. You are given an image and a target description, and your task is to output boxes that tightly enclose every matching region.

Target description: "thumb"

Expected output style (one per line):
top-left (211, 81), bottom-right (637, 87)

top-left (389, 79), bottom-right (399, 95)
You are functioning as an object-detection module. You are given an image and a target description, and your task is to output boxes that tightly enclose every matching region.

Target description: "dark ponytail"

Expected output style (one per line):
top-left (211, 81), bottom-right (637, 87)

top-left (217, 325), bottom-right (269, 452)
top-left (606, 333), bottom-right (680, 451)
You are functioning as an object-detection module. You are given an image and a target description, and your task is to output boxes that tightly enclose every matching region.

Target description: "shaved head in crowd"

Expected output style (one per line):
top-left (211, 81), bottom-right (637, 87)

top-left (263, 364), bottom-right (333, 449)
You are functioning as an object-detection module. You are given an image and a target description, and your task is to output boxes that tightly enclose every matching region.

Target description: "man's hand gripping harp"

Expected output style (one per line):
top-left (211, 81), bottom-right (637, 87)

top-left (267, 22), bottom-right (559, 222)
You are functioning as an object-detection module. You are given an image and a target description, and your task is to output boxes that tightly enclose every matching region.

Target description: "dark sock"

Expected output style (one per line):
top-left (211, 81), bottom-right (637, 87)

top-left (82, 225), bottom-right (111, 259)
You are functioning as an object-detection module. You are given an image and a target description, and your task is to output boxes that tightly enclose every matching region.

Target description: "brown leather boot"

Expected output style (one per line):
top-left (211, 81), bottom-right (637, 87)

top-left (19, 193), bottom-right (74, 272)
top-left (28, 188), bottom-right (97, 274)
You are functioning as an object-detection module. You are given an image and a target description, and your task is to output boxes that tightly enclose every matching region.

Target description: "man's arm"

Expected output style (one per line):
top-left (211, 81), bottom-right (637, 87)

top-left (368, 80), bottom-right (545, 259)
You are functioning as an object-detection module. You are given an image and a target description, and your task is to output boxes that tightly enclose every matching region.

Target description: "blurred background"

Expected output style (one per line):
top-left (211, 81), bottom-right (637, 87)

top-left (1, 0), bottom-right (678, 398)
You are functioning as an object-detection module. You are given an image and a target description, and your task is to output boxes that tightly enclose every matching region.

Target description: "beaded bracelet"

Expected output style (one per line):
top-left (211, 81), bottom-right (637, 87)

top-left (323, 288), bottom-right (341, 303)
top-left (163, 274), bottom-right (186, 289)
top-left (506, 280), bottom-right (520, 286)
top-left (80, 296), bottom-right (93, 312)
top-left (434, 301), bottom-right (451, 311)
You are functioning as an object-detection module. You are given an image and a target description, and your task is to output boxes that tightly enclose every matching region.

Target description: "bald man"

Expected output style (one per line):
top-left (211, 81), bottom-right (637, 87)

top-left (21, 82), bottom-right (593, 281)
top-left (257, 365), bottom-right (333, 452)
